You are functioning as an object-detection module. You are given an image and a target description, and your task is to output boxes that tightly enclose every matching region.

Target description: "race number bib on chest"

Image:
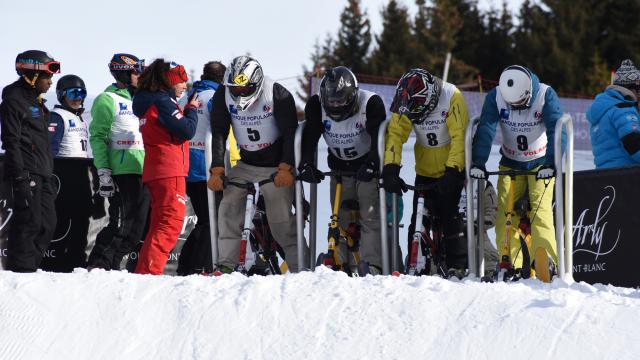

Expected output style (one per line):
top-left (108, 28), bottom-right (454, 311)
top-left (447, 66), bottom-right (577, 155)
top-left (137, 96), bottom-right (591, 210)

top-left (229, 98), bottom-right (279, 151)
top-left (413, 83), bottom-right (456, 148)
top-left (414, 111), bottom-right (451, 148)
top-left (322, 117), bottom-right (370, 160)
top-left (496, 84), bottom-right (549, 162)
top-left (105, 93), bottom-right (144, 150)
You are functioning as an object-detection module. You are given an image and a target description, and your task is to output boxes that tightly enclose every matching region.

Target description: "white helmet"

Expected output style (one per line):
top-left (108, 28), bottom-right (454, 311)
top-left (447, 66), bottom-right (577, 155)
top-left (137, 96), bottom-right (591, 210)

top-left (224, 56), bottom-right (264, 111)
top-left (498, 65), bottom-right (532, 108)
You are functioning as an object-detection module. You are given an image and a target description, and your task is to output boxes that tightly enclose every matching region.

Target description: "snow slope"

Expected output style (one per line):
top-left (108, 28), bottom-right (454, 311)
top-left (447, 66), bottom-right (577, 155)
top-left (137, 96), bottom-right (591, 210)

top-left (0, 268), bottom-right (639, 360)
top-left (1, 140), bottom-right (621, 360)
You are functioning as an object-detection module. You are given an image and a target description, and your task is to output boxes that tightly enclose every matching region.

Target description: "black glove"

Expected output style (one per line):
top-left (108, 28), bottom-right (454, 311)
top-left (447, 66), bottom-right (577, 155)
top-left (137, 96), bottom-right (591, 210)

top-left (12, 176), bottom-right (34, 209)
top-left (91, 193), bottom-right (107, 219)
top-left (356, 161), bottom-right (377, 182)
top-left (297, 162), bottom-right (325, 184)
top-left (438, 167), bottom-right (464, 194)
top-left (382, 164), bottom-right (408, 194)
top-left (536, 165), bottom-right (555, 180)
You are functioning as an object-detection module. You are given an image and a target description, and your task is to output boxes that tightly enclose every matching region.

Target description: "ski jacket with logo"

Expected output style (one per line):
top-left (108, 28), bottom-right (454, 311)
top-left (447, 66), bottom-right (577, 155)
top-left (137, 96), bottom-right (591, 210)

top-left (49, 105), bottom-right (89, 158)
top-left (472, 69), bottom-right (564, 171)
top-left (586, 85), bottom-right (640, 169)
top-left (185, 80), bottom-right (240, 182)
top-left (89, 84), bottom-right (145, 175)
top-left (302, 92), bottom-right (386, 171)
top-left (384, 81), bottom-right (469, 178)
top-left (133, 90), bottom-right (198, 183)
top-left (210, 78), bottom-right (297, 168)
top-left (0, 79), bottom-right (54, 179)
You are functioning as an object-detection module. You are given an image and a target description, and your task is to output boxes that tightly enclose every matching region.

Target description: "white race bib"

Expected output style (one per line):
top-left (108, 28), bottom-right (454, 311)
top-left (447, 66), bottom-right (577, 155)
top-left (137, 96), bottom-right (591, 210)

top-left (413, 82), bottom-right (456, 148)
top-left (105, 92), bottom-right (144, 150)
top-left (52, 107), bottom-right (89, 158)
top-left (226, 78), bottom-right (280, 152)
top-left (496, 84), bottom-right (549, 162)
top-left (321, 90), bottom-right (375, 160)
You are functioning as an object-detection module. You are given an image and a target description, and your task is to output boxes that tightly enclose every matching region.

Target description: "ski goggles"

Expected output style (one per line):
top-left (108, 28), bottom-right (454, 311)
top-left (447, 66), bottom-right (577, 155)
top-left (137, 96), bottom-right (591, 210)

top-left (228, 84), bottom-right (257, 97)
top-left (16, 61), bottom-right (61, 75)
top-left (64, 87), bottom-right (87, 101)
top-left (110, 59), bottom-right (145, 74)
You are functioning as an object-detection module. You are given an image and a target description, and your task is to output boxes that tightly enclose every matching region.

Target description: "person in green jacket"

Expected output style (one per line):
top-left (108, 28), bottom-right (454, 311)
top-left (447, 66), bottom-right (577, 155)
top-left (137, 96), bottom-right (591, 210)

top-left (87, 53), bottom-right (150, 270)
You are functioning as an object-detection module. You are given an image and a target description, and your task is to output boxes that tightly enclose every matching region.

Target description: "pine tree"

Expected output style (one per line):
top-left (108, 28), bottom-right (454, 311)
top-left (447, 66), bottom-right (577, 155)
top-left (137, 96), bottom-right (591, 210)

top-left (333, 0), bottom-right (372, 74)
top-left (368, 0), bottom-right (413, 77)
top-left (583, 51), bottom-right (611, 97)
top-left (297, 40), bottom-right (326, 102)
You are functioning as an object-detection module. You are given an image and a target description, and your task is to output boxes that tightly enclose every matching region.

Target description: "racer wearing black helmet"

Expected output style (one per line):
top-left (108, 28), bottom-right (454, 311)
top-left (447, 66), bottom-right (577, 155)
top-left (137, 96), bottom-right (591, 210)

top-left (0, 50), bottom-right (60, 272)
top-left (299, 66), bottom-right (387, 275)
top-left (41, 74), bottom-right (93, 272)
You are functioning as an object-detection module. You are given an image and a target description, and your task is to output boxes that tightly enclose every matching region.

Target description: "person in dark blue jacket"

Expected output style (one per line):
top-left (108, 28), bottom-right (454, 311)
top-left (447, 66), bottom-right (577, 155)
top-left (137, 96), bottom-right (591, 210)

top-left (41, 74), bottom-right (93, 272)
top-left (177, 61), bottom-right (227, 275)
top-left (470, 65), bottom-right (563, 282)
top-left (587, 59), bottom-right (640, 169)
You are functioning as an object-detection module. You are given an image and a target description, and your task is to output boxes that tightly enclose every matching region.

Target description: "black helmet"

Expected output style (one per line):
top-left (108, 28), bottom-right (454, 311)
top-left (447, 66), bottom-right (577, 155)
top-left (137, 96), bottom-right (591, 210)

top-left (56, 75), bottom-right (87, 104)
top-left (108, 53), bottom-right (144, 85)
top-left (319, 66), bottom-right (359, 121)
top-left (15, 50), bottom-right (60, 87)
top-left (15, 50), bottom-right (60, 76)
top-left (390, 69), bottom-right (442, 124)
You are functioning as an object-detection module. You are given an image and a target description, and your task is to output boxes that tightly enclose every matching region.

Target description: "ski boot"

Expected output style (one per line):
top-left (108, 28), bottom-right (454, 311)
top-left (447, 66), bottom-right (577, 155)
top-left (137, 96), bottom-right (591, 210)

top-left (532, 247), bottom-right (556, 283)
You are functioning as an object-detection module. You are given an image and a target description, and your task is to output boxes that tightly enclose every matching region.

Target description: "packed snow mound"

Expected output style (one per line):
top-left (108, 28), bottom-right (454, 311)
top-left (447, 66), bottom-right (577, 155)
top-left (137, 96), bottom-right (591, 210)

top-left (0, 268), bottom-right (638, 360)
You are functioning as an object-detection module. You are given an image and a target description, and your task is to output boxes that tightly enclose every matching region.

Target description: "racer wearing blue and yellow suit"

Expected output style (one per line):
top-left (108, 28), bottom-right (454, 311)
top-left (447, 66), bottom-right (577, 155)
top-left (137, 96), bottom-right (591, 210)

top-left (471, 65), bottom-right (564, 272)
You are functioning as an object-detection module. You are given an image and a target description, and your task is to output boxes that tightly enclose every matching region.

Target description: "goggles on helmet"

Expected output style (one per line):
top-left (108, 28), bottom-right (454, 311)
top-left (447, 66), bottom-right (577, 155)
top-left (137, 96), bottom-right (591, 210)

top-left (64, 87), bottom-right (87, 101)
top-left (110, 59), bottom-right (145, 74)
top-left (16, 61), bottom-right (61, 75)
top-left (228, 84), bottom-right (257, 97)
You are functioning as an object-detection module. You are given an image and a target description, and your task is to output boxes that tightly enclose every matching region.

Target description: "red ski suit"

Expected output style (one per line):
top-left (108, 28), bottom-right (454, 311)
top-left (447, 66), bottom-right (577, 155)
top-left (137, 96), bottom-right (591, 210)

top-left (132, 89), bottom-right (198, 274)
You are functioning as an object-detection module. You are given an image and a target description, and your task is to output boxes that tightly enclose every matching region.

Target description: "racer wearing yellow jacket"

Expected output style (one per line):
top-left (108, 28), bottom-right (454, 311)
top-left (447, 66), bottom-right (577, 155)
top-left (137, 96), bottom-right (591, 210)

top-left (382, 69), bottom-right (469, 273)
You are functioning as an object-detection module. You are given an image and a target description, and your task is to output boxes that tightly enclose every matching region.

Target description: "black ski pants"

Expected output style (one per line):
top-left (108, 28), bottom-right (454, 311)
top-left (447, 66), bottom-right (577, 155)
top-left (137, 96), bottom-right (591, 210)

top-left (40, 159), bottom-right (93, 272)
top-left (7, 174), bottom-right (57, 272)
top-left (408, 174), bottom-right (467, 269)
top-left (177, 181), bottom-right (222, 275)
top-left (88, 174), bottom-right (149, 270)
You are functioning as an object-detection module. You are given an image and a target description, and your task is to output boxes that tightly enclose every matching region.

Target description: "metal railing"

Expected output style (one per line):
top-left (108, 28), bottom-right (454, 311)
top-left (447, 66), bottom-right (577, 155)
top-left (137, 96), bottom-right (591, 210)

top-left (464, 117), bottom-right (481, 278)
top-left (294, 120), bottom-right (308, 272)
top-left (554, 113), bottom-right (574, 281)
top-left (377, 119), bottom-right (391, 275)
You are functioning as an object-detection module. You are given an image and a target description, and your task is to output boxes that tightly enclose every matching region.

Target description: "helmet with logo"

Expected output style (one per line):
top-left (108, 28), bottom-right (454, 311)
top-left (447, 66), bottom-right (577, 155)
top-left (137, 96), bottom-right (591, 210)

top-left (108, 53), bottom-right (144, 85)
top-left (499, 65), bottom-right (533, 108)
top-left (319, 66), bottom-right (359, 121)
top-left (223, 56), bottom-right (264, 111)
top-left (390, 69), bottom-right (442, 124)
top-left (15, 50), bottom-right (60, 87)
top-left (56, 75), bottom-right (87, 104)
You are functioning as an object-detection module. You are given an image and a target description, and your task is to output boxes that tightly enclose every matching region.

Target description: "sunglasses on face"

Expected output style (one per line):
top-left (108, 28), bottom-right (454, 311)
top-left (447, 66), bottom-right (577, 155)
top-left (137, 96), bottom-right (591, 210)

top-left (17, 61), bottom-right (61, 75)
top-left (229, 84), bottom-right (256, 97)
top-left (64, 87), bottom-right (87, 101)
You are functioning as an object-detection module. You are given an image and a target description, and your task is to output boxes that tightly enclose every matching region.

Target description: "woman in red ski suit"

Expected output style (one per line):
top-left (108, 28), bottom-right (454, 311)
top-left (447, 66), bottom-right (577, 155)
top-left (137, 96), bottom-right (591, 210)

top-left (133, 59), bottom-right (201, 274)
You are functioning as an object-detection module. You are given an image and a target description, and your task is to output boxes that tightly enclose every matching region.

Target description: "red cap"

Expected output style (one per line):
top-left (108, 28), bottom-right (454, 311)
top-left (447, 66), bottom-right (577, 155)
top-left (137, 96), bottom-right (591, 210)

top-left (166, 62), bottom-right (188, 86)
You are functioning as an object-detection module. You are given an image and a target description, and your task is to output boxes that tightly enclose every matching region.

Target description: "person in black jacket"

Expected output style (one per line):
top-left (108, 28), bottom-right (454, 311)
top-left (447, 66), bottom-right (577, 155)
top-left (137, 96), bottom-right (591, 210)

top-left (0, 50), bottom-right (60, 272)
top-left (207, 55), bottom-right (305, 273)
top-left (299, 66), bottom-right (386, 275)
top-left (40, 74), bottom-right (93, 272)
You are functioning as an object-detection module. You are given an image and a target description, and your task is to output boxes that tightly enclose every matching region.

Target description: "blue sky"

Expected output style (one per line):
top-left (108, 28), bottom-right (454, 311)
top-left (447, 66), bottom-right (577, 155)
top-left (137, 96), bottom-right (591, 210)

top-left (0, 0), bottom-right (523, 104)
